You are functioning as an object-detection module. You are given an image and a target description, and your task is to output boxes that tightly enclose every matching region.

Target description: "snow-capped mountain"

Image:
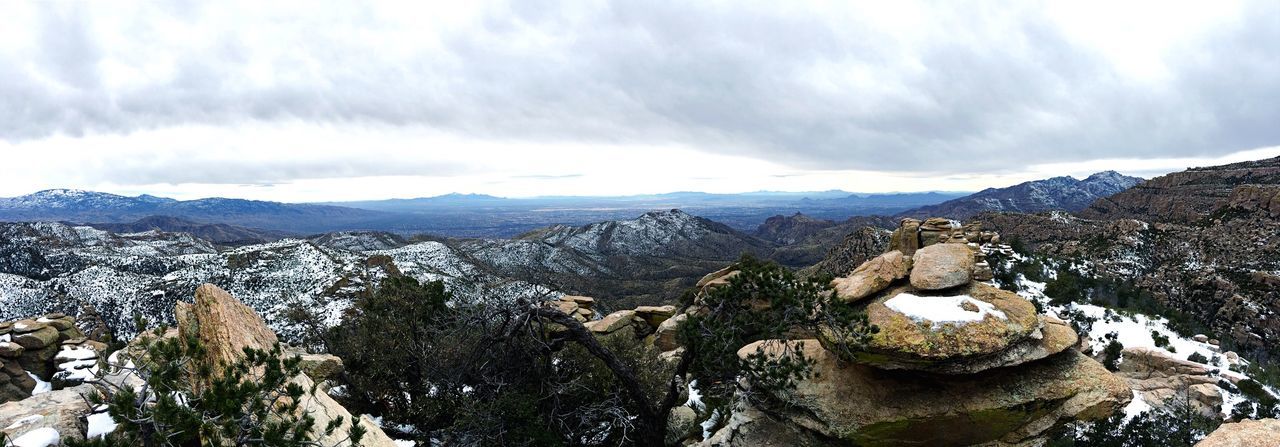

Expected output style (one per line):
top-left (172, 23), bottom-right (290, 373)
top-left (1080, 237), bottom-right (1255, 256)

top-left (900, 171), bottom-right (1143, 220)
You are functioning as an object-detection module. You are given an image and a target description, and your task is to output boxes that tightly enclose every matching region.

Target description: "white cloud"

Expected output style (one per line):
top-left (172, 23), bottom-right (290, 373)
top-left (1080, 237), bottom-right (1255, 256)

top-left (1, 0), bottom-right (1278, 200)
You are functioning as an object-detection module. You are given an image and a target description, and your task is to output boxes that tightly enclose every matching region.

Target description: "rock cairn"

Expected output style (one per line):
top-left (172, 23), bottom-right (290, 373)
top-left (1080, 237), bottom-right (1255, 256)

top-left (694, 217), bottom-right (1130, 446)
top-left (0, 313), bottom-right (94, 404)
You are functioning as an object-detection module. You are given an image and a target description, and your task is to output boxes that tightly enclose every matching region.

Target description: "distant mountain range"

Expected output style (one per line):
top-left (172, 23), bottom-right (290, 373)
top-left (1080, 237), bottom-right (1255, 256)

top-left (0, 189), bottom-right (968, 237)
top-left (898, 171), bottom-right (1143, 220)
top-left (0, 189), bottom-right (392, 234)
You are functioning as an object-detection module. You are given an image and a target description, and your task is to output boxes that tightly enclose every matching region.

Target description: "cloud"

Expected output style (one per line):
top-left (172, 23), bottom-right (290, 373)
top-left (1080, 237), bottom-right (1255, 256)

top-left (0, 0), bottom-right (1278, 188)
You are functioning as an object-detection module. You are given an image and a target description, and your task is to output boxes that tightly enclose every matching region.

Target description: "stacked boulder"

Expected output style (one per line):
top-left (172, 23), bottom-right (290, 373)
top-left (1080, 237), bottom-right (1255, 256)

top-left (0, 313), bottom-right (90, 404)
top-left (702, 217), bottom-right (1131, 446)
top-left (546, 295), bottom-right (680, 348)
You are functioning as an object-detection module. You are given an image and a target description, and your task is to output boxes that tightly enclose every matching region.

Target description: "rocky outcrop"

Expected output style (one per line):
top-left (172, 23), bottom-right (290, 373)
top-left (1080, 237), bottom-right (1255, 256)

top-left (1116, 347), bottom-right (1223, 418)
top-left (703, 216), bottom-right (1130, 446)
top-left (718, 341), bottom-right (1128, 447)
top-left (0, 313), bottom-right (89, 404)
top-left (0, 383), bottom-right (96, 443)
top-left (175, 284), bottom-right (398, 447)
top-left (1196, 418), bottom-right (1280, 447)
top-left (1081, 156), bottom-right (1280, 224)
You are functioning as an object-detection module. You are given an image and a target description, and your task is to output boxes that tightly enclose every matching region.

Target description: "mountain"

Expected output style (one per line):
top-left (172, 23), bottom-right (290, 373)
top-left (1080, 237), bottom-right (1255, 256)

top-left (87, 215), bottom-right (293, 246)
top-left (0, 209), bottom-right (780, 339)
top-left (459, 209), bottom-right (774, 308)
top-left (1080, 156), bottom-right (1280, 223)
top-left (900, 171), bottom-right (1143, 220)
top-left (755, 213), bottom-right (897, 267)
top-left (977, 157), bottom-right (1280, 357)
top-left (0, 189), bottom-right (396, 233)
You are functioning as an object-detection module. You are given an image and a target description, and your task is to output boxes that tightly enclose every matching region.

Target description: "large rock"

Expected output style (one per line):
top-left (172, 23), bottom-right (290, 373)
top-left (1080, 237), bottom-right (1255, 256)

top-left (820, 283), bottom-right (1041, 373)
top-left (831, 250), bottom-right (910, 303)
top-left (720, 340), bottom-right (1130, 447)
top-left (1197, 418), bottom-right (1280, 447)
top-left (0, 384), bottom-right (95, 443)
top-left (888, 218), bottom-right (922, 256)
top-left (13, 326), bottom-right (59, 350)
top-left (590, 310), bottom-right (638, 334)
top-left (1116, 347), bottom-right (1222, 418)
top-left (177, 284), bottom-right (399, 447)
top-left (635, 305), bottom-right (677, 327)
top-left (655, 313), bottom-right (687, 352)
top-left (909, 243), bottom-right (975, 290)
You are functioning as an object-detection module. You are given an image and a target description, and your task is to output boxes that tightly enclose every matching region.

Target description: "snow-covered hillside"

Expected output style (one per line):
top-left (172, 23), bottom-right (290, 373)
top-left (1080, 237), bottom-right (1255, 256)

top-left (0, 223), bottom-right (553, 342)
top-left (989, 247), bottom-right (1280, 420)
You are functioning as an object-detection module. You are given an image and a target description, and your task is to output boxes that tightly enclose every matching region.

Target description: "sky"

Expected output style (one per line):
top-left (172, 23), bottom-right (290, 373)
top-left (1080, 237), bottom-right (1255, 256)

top-left (1, 0), bottom-right (1279, 202)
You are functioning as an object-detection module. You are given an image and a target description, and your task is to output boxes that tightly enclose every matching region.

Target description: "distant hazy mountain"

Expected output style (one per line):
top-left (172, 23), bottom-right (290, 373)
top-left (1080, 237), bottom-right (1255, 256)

top-left (0, 189), bottom-right (393, 233)
top-left (898, 171), bottom-right (1143, 220)
top-left (88, 215), bottom-right (294, 246)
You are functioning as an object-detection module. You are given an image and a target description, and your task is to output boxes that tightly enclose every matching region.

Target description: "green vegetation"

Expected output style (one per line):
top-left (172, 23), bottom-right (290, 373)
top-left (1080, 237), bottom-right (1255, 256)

top-left (323, 254), bottom-right (876, 446)
top-left (71, 322), bottom-right (364, 447)
top-left (1050, 391), bottom-right (1221, 447)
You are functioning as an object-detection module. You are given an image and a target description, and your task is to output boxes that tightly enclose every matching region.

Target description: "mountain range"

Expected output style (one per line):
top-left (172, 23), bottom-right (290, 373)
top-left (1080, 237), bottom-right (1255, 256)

top-left (898, 171), bottom-right (1143, 220)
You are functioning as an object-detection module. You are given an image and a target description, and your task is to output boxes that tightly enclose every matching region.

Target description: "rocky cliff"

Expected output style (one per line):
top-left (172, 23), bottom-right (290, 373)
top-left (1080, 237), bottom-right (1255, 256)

top-left (1081, 156), bottom-right (1280, 223)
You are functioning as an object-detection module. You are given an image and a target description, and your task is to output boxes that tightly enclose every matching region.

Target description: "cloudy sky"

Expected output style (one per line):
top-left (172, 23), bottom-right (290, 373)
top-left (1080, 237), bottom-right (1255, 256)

top-left (1, 0), bottom-right (1278, 202)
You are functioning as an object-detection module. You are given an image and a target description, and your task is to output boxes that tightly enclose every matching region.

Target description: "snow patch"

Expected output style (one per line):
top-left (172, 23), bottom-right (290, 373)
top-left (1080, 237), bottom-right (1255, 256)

top-left (884, 294), bottom-right (1007, 326)
top-left (12, 427), bottom-right (60, 447)
top-left (27, 372), bottom-right (51, 394)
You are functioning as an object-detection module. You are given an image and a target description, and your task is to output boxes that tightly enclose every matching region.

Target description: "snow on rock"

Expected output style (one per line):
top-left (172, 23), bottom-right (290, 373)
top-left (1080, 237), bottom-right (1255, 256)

top-left (884, 293), bottom-right (1007, 326)
top-left (26, 372), bottom-right (51, 394)
top-left (11, 427), bottom-right (59, 447)
top-left (1122, 390), bottom-right (1152, 421)
top-left (86, 407), bottom-right (118, 439)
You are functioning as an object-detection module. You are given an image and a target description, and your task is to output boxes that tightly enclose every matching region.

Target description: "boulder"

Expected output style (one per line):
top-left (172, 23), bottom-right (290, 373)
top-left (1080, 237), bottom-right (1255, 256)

top-left (830, 251), bottom-right (910, 303)
top-left (14, 326), bottom-right (59, 350)
top-left (11, 320), bottom-right (47, 334)
top-left (590, 310), bottom-right (638, 334)
top-left (178, 284), bottom-right (399, 447)
top-left (0, 341), bottom-right (23, 358)
top-left (655, 313), bottom-right (687, 351)
top-left (723, 340), bottom-right (1130, 447)
top-left (0, 384), bottom-right (95, 443)
top-left (889, 219), bottom-right (921, 256)
top-left (909, 243), bottom-right (975, 290)
top-left (697, 266), bottom-right (737, 288)
top-left (1116, 347), bottom-right (1222, 418)
top-left (38, 316), bottom-right (75, 331)
top-left (821, 283), bottom-right (1041, 373)
top-left (179, 284), bottom-right (282, 374)
top-left (635, 305), bottom-right (677, 326)
top-left (1197, 418), bottom-right (1280, 447)
top-left (564, 295), bottom-right (595, 306)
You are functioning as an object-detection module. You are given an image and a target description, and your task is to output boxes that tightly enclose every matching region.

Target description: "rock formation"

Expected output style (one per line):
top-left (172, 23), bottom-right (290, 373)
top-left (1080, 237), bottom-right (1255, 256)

top-left (1116, 347), bottom-right (1224, 419)
top-left (1081, 155), bottom-right (1280, 224)
top-left (174, 284), bottom-right (398, 447)
top-left (1196, 418), bottom-right (1280, 447)
top-left (699, 217), bottom-right (1130, 446)
top-left (0, 313), bottom-right (89, 404)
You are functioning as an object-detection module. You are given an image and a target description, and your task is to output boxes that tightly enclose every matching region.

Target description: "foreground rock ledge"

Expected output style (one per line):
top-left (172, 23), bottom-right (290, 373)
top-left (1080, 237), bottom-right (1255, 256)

top-left (707, 340), bottom-right (1130, 447)
top-left (1196, 418), bottom-right (1280, 447)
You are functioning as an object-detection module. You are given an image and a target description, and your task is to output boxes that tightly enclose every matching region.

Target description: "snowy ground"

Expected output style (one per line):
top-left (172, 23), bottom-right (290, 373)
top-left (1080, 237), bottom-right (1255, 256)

top-left (993, 248), bottom-right (1279, 419)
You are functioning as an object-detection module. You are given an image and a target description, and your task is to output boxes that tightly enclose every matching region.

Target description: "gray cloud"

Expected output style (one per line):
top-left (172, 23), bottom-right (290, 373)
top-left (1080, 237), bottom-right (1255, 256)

top-left (2, 1), bottom-right (1279, 175)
